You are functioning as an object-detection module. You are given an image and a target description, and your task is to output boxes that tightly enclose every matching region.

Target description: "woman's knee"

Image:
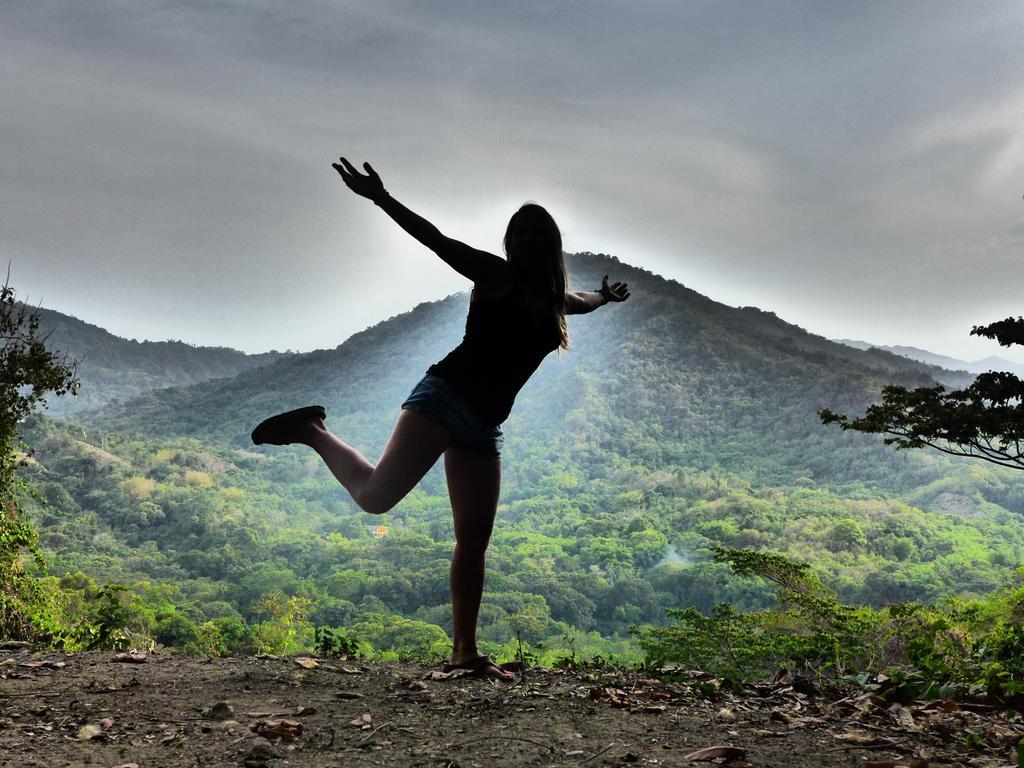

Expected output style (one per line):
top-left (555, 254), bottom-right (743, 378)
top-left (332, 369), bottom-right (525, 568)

top-left (353, 487), bottom-right (394, 516)
top-left (454, 529), bottom-right (492, 557)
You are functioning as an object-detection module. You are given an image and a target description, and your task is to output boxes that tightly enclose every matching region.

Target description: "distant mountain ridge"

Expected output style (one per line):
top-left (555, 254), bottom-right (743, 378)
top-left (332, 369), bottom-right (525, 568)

top-left (78, 252), bottom-right (973, 488)
top-left (833, 339), bottom-right (1024, 378)
top-left (30, 305), bottom-right (289, 416)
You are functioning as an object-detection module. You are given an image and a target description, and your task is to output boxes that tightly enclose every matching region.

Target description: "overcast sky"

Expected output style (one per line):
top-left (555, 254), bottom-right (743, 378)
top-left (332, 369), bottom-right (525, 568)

top-left (5, 1), bottom-right (1024, 361)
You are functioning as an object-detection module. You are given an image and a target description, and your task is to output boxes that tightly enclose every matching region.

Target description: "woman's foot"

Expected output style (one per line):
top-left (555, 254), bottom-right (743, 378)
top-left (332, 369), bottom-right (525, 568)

top-left (251, 405), bottom-right (327, 446)
top-left (443, 652), bottom-right (514, 682)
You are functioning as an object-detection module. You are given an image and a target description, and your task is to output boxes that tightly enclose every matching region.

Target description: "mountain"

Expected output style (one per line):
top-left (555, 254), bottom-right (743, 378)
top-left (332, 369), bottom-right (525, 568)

top-left (83, 252), bottom-right (971, 488)
top-left (30, 305), bottom-right (288, 416)
top-left (833, 339), bottom-right (1024, 378)
top-left (23, 252), bottom-right (1024, 650)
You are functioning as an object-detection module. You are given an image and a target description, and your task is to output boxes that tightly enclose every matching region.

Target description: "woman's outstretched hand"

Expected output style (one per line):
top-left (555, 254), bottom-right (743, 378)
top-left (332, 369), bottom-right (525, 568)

top-left (599, 275), bottom-right (630, 303)
top-left (332, 157), bottom-right (387, 203)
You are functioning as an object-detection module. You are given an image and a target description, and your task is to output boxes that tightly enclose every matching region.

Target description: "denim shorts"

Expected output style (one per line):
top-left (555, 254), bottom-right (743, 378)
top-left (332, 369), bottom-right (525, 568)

top-left (401, 374), bottom-right (504, 457)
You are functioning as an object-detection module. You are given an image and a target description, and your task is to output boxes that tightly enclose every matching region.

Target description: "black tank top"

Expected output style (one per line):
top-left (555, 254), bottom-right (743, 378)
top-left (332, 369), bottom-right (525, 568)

top-left (427, 290), bottom-right (560, 426)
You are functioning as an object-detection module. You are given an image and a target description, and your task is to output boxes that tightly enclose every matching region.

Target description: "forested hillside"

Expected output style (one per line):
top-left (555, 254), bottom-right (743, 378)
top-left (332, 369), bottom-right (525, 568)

top-left (31, 306), bottom-right (287, 415)
top-left (84, 252), bottom-right (971, 488)
top-left (17, 253), bottom-right (1024, 664)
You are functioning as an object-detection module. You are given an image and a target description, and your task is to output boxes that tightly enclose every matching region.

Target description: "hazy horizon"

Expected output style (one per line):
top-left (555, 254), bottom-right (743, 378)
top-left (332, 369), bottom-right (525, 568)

top-left (25, 266), bottom-right (1024, 369)
top-left (7, 1), bottom-right (1024, 362)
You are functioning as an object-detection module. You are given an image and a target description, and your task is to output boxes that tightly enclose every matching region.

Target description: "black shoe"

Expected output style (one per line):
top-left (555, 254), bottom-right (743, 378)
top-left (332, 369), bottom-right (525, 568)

top-left (251, 405), bottom-right (326, 446)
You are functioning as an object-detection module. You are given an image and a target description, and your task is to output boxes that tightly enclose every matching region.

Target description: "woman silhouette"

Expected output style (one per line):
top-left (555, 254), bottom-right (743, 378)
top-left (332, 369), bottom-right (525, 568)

top-left (251, 158), bottom-right (630, 680)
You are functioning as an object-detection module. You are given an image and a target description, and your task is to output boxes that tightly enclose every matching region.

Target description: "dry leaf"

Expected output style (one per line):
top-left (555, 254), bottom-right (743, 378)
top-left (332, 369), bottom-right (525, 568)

top-left (835, 733), bottom-right (907, 751)
top-left (350, 713), bottom-right (372, 727)
top-left (396, 676), bottom-right (428, 691)
top-left (250, 718), bottom-right (303, 742)
top-left (18, 660), bottom-right (66, 669)
top-left (683, 745), bottom-right (747, 762)
top-left (293, 656), bottom-right (319, 670)
top-left (425, 669), bottom-right (471, 680)
top-left (111, 651), bottom-right (147, 663)
top-left (889, 704), bottom-right (918, 731)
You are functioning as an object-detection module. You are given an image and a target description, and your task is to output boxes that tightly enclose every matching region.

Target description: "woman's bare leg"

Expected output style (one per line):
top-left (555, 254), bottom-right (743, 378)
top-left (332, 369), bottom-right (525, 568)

top-left (297, 409), bottom-right (452, 515)
top-left (444, 443), bottom-right (512, 681)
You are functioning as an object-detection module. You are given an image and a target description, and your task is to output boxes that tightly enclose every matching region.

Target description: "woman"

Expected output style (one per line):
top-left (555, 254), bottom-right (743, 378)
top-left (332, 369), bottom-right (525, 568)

top-left (251, 158), bottom-right (630, 681)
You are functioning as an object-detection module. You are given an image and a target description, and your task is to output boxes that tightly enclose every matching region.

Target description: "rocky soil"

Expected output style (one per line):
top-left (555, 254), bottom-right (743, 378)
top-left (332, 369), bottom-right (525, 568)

top-left (0, 646), bottom-right (1019, 767)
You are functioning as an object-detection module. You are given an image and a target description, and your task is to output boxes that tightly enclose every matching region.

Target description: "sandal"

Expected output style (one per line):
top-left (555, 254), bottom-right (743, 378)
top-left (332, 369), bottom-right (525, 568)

top-left (441, 654), bottom-right (513, 681)
top-left (251, 405), bottom-right (326, 446)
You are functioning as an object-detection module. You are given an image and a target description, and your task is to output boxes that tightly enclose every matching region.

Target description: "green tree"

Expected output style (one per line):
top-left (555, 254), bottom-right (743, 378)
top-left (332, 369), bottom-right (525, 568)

top-left (820, 317), bottom-right (1024, 470)
top-left (1, 277), bottom-right (79, 640)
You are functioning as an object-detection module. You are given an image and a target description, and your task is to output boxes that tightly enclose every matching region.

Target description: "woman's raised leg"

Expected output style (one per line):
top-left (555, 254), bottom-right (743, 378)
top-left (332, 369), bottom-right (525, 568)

top-left (444, 443), bottom-right (512, 681)
top-left (298, 409), bottom-right (452, 515)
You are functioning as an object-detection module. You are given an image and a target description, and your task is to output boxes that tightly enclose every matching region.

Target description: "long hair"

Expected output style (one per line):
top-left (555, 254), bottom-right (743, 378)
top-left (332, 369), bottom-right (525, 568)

top-left (503, 203), bottom-right (569, 350)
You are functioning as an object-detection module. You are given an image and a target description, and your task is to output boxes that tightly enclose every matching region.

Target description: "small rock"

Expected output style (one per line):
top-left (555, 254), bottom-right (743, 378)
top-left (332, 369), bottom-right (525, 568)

top-left (243, 736), bottom-right (281, 761)
top-left (78, 723), bottom-right (103, 740)
top-left (208, 701), bottom-right (234, 720)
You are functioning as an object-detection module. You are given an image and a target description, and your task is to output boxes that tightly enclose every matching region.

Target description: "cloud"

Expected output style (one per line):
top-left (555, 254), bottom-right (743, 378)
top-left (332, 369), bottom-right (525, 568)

top-left (4, 0), bottom-right (1024, 361)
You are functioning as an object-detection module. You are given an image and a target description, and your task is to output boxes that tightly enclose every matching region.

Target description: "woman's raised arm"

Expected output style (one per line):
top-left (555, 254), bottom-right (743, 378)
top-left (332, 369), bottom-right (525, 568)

top-left (564, 275), bottom-right (630, 314)
top-left (332, 157), bottom-right (506, 285)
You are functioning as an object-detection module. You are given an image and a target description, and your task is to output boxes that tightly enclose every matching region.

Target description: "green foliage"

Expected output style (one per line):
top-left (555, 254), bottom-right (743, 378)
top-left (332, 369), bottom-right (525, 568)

top-left (0, 278), bottom-right (79, 642)
top-left (821, 315), bottom-right (1024, 471)
top-left (250, 591), bottom-right (314, 655)
top-left (636, 548), bottom-right (1024, 703)
top-left (76, 584), bottom-right (135, 651)
top-left (314, 626), bottom-right (361, 659)
top-left (971, 316), bottom-right (1024, 348)
top-left (634, 548), bottom-right (879, 681)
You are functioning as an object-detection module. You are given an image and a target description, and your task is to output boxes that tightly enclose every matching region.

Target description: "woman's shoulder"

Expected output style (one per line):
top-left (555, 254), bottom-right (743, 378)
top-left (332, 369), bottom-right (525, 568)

top-left (470, 266), bottom-right (520, 304)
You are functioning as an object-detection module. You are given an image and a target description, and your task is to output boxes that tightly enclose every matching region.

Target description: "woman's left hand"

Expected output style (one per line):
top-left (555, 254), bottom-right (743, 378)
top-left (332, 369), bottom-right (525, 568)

top-left (599, 275), bottom-right (630, 303)
top-left (332, 157), bottom-right (387, 202)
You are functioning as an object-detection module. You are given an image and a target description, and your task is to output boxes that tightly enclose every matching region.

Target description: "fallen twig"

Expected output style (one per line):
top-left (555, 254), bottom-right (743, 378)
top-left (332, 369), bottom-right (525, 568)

top-left (577, 741), bottom-right (618, 764)
top-left (448, 734), bottom-right (555, 752)
top-left (356, 723), bottom-right (388, 745)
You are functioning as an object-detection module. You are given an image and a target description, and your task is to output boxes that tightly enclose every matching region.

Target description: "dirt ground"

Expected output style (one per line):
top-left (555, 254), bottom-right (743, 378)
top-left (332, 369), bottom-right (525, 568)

top-left (0, 648), bottom-right (1017, 767)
